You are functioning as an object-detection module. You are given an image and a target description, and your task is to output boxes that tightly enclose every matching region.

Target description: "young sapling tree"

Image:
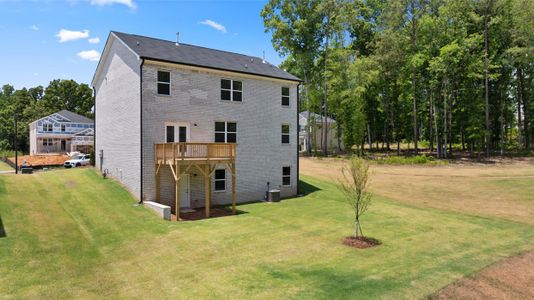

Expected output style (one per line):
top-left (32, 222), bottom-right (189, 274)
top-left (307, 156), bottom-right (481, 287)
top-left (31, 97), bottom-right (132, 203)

top-left (338, 156), bottom-right (372, 238)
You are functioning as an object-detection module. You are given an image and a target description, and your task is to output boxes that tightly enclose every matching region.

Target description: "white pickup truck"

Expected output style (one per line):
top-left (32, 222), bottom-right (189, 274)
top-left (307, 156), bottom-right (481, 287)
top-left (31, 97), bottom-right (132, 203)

top-left (64, 154), bottom-right (91, 168)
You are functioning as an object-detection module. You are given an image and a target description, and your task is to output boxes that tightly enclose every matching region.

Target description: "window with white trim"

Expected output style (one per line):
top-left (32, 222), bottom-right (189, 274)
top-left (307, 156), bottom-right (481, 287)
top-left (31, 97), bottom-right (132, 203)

top-left (157, 71), bottom-right (171, 95)
top-left (221, 79), bottom-right (242, 102)
top-left (281, 87), bottom-right (290, 106)
top-left (282, 166), bottom-right (291, 186)
top-left (215, 122), bottom-right (237, 143)
top-left (42, 138), bottom-right (52, 146)
top-left (43, 123), bottom-right (53, 132)
top-left (281, 124), bottom-right (290, 144)
top-left (61, 124), bottom-right (66, 132)
top-left (214, 169), bottom-right (226, 191)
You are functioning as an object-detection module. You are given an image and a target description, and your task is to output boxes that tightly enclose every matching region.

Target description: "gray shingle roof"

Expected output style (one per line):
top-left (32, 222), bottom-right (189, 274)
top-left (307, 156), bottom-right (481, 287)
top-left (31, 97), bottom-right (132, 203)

top-left (299, 111), bottom-right (336, 123)
top-left (112, 31), bottom-right (301, 82)
top-left (57, 110), bottom-right (94, 124)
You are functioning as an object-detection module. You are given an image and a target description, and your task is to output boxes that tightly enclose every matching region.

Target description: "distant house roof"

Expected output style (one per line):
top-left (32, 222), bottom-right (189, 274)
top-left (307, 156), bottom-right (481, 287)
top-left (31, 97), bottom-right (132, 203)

top-left (56, 110), bottom-right (94, 124)
top-left (30, 110), bottom-right (94, 125)
top-left (111, 31), bottom-right (301, 82)
top-left (299, 111), bottom-right (336, 123)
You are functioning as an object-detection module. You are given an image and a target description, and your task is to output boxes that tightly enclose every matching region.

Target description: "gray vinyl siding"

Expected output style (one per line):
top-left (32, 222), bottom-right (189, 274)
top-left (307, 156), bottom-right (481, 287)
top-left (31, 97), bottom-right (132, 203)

top-left (94, 38), bottom-right (142, 198)
top-left (141, 62), bottom-right (298, 205)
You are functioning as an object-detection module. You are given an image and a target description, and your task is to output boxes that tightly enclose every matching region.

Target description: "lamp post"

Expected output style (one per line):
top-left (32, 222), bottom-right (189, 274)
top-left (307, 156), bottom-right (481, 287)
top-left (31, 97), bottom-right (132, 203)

top-left (14, 113), bottom-right (18, 174)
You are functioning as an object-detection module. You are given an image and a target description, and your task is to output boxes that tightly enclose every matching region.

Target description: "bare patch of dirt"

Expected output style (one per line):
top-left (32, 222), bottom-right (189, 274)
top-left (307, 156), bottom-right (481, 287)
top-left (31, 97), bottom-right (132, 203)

top-left (8, 154), bottom-right (69, 167)
top-left (65, 180), bottom-right (77, 189)
top-left (430, 250), bottom-right (534, 300)
top-left (171, 207), bottom-right (238, 221)
top-left (342, 236), bottom-right (381, 249)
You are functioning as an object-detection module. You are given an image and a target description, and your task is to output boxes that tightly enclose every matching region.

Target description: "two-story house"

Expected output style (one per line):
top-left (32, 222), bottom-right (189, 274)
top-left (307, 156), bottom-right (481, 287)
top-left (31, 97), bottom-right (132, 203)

top-left (92, 31), bottom-right (301, 219)
top-left (29, 110), bottom-right (94, 155)
top-left (298, 111), bottom-right (341, 153)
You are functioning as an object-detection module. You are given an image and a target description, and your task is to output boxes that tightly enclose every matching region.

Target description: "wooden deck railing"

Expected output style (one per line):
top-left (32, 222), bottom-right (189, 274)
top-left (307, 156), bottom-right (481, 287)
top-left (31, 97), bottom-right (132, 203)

top-left (155, 142), bottom-right (236, 162)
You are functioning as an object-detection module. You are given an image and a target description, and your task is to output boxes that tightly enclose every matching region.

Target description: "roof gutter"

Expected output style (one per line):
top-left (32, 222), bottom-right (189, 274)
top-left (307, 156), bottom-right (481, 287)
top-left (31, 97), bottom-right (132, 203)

top-left (139, 58), bottom-right (145, 204)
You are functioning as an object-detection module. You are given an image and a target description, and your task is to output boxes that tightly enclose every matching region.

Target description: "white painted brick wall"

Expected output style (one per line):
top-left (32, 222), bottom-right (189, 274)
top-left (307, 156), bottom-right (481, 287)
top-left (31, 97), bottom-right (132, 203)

top-left (141, 62), bottom-right (298, 205)
top-left (94, 39), bottom-right (142, 198)
top-left (95, 39), bottom-right (299, 205)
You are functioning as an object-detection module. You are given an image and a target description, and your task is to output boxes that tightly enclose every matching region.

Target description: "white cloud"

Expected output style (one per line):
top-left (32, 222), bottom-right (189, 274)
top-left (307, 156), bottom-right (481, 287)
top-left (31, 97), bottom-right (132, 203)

top-left (200, 19), bottom-right (227, 33)
top-left (30, 25), bottom-right (39, 31)
top-left (88, 37), bottom-right (100, 44)
top-left (90, 0), bottom-right (136, 9)
top-left (77, 50), bottom-right (101, 61)
top-left (56, 29), bottom-right (90, 42)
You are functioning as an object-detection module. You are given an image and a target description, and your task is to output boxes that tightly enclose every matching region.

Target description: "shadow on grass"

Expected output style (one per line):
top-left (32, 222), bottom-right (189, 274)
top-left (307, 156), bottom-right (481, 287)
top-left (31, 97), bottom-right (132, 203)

top-left (299, 180), bottom-right (321, 196)
top-left (0, 215), bottom-right (6, 238)
top-left (257, 264), bottom-right (399, 299)
top-left (176, 207), bottom-right (248, 221)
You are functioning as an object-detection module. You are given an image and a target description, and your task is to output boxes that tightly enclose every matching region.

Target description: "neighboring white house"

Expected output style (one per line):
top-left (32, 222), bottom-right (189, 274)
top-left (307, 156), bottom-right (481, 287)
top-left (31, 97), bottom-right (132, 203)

top-left (92, 31), bottom-right (301, 216)
top-left (299, 111), bottom-right (341, 153)
top-left (29, 110), bottom-right (94, 155)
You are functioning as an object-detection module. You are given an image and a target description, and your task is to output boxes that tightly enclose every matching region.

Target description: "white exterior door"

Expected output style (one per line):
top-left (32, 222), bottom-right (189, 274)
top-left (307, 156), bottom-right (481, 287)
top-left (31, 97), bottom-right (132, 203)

top-left (165, 122), bottom-right (189, 143)
top-left (180, 174), bottom-right (190, 208)
top-left (165, 122), bottom-right (191, 208)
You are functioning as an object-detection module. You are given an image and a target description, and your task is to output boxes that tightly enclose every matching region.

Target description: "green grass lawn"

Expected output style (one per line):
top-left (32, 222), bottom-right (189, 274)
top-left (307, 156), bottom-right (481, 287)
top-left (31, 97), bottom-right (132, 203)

top-left (1, 169), bottom-right (533, 299)
top-left (0, 160), bottom-right (13, 171)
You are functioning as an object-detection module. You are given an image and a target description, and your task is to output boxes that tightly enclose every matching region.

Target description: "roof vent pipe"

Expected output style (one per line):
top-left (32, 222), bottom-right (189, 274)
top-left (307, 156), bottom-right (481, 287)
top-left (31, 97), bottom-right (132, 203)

top-left (175, 32), bottom-right (180, 46)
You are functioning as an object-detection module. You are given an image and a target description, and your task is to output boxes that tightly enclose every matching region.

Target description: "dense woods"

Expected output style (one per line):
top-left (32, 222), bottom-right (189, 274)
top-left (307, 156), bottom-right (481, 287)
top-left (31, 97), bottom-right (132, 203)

top-left (0, 80), bottom-right (93, 153)
top-left (262, 0), bottom-right (534, 157)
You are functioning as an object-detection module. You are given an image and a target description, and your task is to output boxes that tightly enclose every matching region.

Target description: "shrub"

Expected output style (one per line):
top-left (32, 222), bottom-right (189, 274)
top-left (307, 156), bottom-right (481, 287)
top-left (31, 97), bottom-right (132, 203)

top-left (374, 154), bottom-right (446, 165)
top-left (89, 149), bottom-right (95, 166)
top-left (0, 149), bottom-right (17, 159)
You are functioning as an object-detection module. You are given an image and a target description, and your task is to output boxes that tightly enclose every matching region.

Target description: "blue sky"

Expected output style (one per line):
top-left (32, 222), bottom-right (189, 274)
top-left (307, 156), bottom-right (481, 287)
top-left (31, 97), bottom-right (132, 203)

top-left (0, 0), bottom-right (284, 89)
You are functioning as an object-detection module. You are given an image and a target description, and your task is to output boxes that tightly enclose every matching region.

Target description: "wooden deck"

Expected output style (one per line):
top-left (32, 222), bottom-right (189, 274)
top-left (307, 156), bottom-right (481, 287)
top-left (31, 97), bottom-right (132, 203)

top-left (155, 142), bottom-right (236, 164)
top-left (154, 142), bottom-right (236, 221)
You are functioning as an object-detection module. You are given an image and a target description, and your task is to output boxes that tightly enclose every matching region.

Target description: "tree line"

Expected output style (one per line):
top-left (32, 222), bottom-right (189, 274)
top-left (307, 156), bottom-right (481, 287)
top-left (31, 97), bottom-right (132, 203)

top-left (262, 0), bottom-right (533, 157)
top-left (0, 80), bottom-right (94, 154)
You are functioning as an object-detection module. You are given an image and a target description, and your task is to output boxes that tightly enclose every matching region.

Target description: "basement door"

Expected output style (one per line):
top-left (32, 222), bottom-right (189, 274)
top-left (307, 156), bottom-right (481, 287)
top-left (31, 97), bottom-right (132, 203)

top-left (179, 174), bottom-right (191, 208)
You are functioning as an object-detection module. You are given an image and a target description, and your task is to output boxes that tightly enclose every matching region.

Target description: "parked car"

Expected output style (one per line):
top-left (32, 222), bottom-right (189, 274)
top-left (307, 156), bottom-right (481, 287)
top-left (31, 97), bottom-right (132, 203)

top-left (64, 154), bottom-right (91, 168)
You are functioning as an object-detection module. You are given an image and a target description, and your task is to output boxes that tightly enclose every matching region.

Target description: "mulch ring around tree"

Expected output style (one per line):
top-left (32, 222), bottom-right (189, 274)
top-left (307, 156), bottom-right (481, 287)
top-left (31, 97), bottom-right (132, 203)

top-left (342, 236), bottom-right (381, 249)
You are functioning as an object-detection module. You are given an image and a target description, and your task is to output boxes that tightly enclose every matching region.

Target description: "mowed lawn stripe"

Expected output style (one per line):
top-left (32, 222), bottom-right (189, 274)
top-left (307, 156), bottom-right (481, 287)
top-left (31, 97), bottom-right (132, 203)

top-left (0, 169), bottom-right (533, 299)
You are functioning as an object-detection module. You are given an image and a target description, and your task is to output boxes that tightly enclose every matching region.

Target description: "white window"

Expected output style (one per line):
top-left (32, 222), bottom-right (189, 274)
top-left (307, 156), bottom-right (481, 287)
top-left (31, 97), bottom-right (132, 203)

top-left (43, 123), bottom-right (53, 132)
top-left (282, 166), bottom-right (291, 186)
top-left (281, 124), bottom-right (290, 144)
top-left (215, 122), bottom-right (237, 143)
top-left (214, 169), bottom-right (226, 192)
top-left (281, 87), bottom-right (290, 106)
top-left (157, 71), bottom-right (171, 95)
top-left (42, 138), bottom-right (52, 146)
top-left (61, 124), bottom-right (66, 132)
top-left (221, 79), bottom-right (242, 102)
